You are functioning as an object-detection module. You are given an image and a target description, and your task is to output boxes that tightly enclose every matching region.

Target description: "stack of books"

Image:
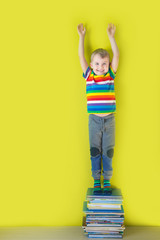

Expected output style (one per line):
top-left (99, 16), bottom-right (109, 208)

top-left (82, 188), bottom-right (125, 238)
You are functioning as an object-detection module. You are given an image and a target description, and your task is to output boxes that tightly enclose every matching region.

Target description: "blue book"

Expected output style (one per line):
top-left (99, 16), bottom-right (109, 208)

top-left (89, 199), bottom-right (123, 204)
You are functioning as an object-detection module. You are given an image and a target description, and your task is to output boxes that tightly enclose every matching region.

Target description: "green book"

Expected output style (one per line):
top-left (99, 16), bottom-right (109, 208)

top-left (86, 188), bottom-right (123, 200)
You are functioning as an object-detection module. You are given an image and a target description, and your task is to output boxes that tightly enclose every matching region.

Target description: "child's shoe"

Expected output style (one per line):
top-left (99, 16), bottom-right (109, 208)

top-left (103, 188), bottom-right (112, 195)
top-left (93, 188), bottom-right (103, 195)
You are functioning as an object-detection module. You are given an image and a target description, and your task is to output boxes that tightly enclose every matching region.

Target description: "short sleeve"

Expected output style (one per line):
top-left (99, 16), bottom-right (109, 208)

top-left (83, 67), bottom-right (91, 80)
top-left (109, 64), bottom-right (116, 79)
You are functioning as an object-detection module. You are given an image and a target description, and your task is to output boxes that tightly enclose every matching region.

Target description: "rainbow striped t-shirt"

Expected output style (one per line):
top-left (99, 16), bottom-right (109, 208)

top-left (83, 64), bottom-right (116, 114)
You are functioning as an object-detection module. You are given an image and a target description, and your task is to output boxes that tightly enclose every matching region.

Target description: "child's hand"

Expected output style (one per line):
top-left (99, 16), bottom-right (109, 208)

top-left (77, 23), bottom-right (86, 37)
top-left (107, 23), bottom-right (116, 38)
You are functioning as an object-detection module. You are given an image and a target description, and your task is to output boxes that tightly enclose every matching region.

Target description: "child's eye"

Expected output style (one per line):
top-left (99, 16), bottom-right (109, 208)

top-left (95, 63), bottom-right (99, 65)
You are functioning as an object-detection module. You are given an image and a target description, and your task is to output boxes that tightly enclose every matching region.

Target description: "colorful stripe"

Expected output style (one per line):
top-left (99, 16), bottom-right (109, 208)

top-left (103, 179), bottom-right (111, 189)
top-left (94, 179), bottom-right (101, 190)
top-left (83, 64), bottom-right (116, 114)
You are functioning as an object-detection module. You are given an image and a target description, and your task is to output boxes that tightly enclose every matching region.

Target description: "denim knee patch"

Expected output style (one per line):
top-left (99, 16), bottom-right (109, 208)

top-left (90, 147), bottom-right (100, 157)
top-left (107, 148), bottom-right (114, 158)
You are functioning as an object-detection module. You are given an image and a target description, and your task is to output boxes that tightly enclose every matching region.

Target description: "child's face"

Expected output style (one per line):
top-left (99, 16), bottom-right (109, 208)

top-left (90, 54), bottom-right (109, 75)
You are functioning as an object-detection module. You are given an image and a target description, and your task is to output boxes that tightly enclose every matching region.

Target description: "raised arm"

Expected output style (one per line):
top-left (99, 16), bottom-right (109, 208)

top-left (77, 23), bottom-right (89, 74)
top-left (107, 23), bottom-right (119, 73)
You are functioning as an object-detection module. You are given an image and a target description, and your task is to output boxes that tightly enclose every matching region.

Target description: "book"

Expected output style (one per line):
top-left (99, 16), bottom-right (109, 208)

top-left (88, 234), bottom-right (123, 238)
top-left (83, 201), bottom-right (125, 215)
top-left (87, 203), bottom-right (121, 210)
top-left (84, 226), bottom-right (125, 231)
top-left (89, 199), bottom-right (123, 204)
top-left (86, 188), bottom-right (123, 200)
top-left (86, 214), bottom-right (124, 219)
top-left (86, 216), bottom-right (124, 221)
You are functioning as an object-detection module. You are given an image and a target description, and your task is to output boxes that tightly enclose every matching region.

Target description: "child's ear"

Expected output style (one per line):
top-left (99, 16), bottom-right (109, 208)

top-left (90, 62), bottom-right (93, 68)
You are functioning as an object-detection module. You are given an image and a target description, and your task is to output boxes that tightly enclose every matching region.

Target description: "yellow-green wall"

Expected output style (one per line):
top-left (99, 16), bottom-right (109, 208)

top-left (0, 0), bottom-right (160, 226)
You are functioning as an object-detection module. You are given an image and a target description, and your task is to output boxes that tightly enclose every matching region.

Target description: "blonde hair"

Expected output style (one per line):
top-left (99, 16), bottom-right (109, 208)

top-left (91, 48), bottom-right (110, 62)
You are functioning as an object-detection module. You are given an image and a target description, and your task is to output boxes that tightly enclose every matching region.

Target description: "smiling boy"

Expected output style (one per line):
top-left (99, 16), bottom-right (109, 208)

top-left (77, 23), bottom-right (119, 194)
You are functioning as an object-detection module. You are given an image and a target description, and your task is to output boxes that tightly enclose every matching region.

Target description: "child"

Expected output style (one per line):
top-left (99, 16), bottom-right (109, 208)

top-left (77, 23), bottom-right (119, 194)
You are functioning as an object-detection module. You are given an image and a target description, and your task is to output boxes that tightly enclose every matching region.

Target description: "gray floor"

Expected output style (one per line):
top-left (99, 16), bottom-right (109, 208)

top-left (0, 226), bottom-right (160, 240)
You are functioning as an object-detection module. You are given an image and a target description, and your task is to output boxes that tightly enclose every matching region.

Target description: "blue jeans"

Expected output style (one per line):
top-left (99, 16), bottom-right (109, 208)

top-left (88, 114), bottom-right (115, 180)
